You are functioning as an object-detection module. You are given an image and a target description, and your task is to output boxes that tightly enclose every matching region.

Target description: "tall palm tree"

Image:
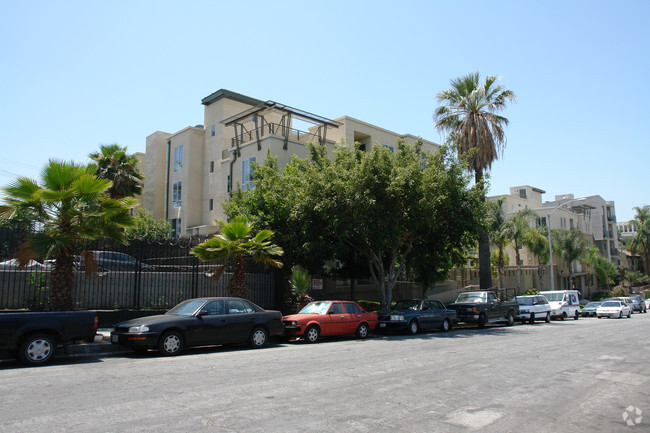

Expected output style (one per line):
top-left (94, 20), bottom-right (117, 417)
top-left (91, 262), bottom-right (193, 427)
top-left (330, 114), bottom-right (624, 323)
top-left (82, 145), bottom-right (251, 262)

top-left (582, 246), bottom-right (603, 296)
top-left (434, 72), bottom-right (516, 289)
top-left (89, 144), bottom-right (144, 199)
top-left (523, 226), bottom-right (549, 291)
top-left (503, 209), bottom-right (536, 292)
top-left (191, 217), bottom-right (283, 299)
top-left (487, 198), bottom-right (509, 288)
top-left (629, 206), bottom-right (650, 277)
top-left (551, 229), bottom-right (590, 292)
top-left (0, 160), bottom-right (136, 310)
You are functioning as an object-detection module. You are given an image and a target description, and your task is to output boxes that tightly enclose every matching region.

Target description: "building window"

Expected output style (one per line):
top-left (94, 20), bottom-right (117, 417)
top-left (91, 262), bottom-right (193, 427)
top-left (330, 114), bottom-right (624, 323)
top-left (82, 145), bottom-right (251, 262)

top-left (383, 144), bottom-right (394, 153)
top-left (170, 218), bottom-right (181, 237)
top-left (173, 145), bottom-right (183, 172)
top-left (242, 157), bottom-right (256, 191)
top-left (172, 181), bottom-right (182, 207)
top-left (209, 198), bottom-right (213, 211)
top-left (211, 124), bottom-right (216, 137)
top-left (209, 161), bottom-right (214, 173)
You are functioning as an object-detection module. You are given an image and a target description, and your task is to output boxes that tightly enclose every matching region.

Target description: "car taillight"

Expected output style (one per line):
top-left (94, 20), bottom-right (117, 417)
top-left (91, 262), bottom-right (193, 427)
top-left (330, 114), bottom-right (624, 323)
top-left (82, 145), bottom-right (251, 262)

top-left (94, 315), bottom-right (98, 330)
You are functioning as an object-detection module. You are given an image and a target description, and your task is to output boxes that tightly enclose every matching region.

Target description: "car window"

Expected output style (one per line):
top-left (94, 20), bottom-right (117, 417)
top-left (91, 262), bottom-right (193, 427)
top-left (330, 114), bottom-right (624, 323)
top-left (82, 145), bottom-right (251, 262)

top-left (538, 297), bottom-right (548, 304)
top-left (344, 303), bottom-right (360, 314)
top-left (429, 300), bottom-right (444, 310)
top-left (329, 303), bottom-right (343, 314)
top-left (487, 293), bottom-right (496, 302)
top-left (517, 297), bottom-right (534, 306)
top-left (228, 299), bottom-right (254, 314)
top-left (203, 300), bottom-right (225, 315)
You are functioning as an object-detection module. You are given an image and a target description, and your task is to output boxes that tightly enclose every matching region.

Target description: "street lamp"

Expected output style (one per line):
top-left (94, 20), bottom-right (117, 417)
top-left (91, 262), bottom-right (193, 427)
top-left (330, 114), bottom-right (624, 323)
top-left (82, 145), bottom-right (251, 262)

top-left (546, 198), bottom-right (586, 291)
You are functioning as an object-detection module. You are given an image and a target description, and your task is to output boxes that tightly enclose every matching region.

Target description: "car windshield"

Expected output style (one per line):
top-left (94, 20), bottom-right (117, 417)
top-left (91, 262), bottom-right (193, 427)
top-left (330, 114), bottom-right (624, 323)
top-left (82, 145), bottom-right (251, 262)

top-left (541, 292), bottom-right (564, 302)
top-left (630, 297), bottom-right (641, 303)
top-left (585, 302), bottom-right (601, 308)
top-left (456, 293), bottom-right (485, 303)
top-left (600, 301), bottom-right (620, 307)
top-left (299, 302), bottom-right (331, 315)
top-left (393, 300), bottom-right (421, 310)
top-left (166, 300), bottom-right (206, 316)
top-left (516, 297), bottom-right (534, 305)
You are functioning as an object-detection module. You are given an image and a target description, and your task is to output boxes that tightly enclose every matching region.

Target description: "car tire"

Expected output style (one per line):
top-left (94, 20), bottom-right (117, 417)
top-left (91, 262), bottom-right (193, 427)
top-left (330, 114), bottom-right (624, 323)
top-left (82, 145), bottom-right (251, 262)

top-left (618, 312), bottom-right (622, 319)
top-left (627, 311), bottom-right (631, 319)
top-left (158, 331), bottom-right (183, 356)
top-left (529, 313), bottom-right (535, 324)
top-left (598, 316), bottom-right (602, 319)
top-left (407, 320), bottom-right (419, 335)
top-left (545, 312), bottom-right (551, 323)
top-left (18, 334), bottom-right (56, 366)
top-left (506, 312), bottom-right (514, 326)
top-left (478, 313), bottom-right (488, 329)
top-left (574, 311), bottom-right (579, 320)
top-left (441, 318), bottom-right (451, 332)
top-left (249, 326), bottom-right (268, 348)
top-left (304, 325), bottom-right (320, 343)
top-left (356, 323), bottom-right (369, 339)
top-left (560, 312), bottom-right (566, 321)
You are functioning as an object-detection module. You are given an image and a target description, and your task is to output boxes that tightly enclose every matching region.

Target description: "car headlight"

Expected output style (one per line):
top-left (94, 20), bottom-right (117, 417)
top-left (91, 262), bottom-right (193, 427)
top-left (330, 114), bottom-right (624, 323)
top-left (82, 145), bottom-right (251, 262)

top-left (390, 315), bottom-right (405, 321)
top-left (128, 325), bottom-right (150, 333)
top-left (289, 321), bottom-right (297, 326)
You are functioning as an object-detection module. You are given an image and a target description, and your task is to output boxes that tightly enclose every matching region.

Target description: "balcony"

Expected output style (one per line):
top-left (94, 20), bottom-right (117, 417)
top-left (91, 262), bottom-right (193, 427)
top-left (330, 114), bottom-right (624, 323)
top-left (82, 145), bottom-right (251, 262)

top-left (230, 122), bottom-right (321, 148)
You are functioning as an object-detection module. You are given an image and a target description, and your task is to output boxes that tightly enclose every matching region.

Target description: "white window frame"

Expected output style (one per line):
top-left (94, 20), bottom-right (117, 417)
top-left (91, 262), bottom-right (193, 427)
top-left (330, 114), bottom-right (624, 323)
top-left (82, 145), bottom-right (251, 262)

top-left (242, 157), bottom-right (257, 191)
top-left (173, 145), bottom-right (183, 172)
top-left (172, 181), bottom-right (182, 207)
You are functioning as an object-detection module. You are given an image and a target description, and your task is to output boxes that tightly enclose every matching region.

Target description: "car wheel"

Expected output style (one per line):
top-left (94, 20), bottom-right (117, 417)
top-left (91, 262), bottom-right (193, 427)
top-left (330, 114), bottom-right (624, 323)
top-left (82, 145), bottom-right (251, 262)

top-left (249, 326), bottom-right (268, 348)
top-left (441, 318), bottom-right (451, 332)
top-left (597, 316), bottom-right (602, 319)
top-left (506, 312), bottom-right (514, 326)
top-left (560, 312), bottom-right (566, 321)
top-left (19, 334), bottom-right (55, 366)
top-left (574, 310), bottom-right (579, 320)
top-left (627, 311), bottom-right (632, 319)
top-left (408, 320), bottom-right (419, 335)
top-left (545, 312), bottom-right (551, 323)
top-left (304, 325), bottom-right (320, 343)
top-left (158, 331), bottom-right (183, 356)
top-left (478, 313), bottom-right (488, 329)
top-left (356, 323), bottom-right (369, 339)
top-left (529, 313), bottom-right (535, 324)
top-left (618, 312), bottom-right (622, 319)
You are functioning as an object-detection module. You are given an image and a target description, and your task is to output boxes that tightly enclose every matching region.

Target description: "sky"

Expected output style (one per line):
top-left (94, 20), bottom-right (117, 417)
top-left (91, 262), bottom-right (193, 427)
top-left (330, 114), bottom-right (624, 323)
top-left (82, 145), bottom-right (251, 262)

top-left (1, 0), bottom-right (648, 221)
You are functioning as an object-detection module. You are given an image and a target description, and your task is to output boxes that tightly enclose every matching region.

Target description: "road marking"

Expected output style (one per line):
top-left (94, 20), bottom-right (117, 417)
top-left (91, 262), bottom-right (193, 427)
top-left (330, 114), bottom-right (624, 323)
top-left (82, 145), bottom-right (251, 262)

top-left (596, 371), bottom-right (648, 386)
top-left (444, 408), bottom-right (503, 429)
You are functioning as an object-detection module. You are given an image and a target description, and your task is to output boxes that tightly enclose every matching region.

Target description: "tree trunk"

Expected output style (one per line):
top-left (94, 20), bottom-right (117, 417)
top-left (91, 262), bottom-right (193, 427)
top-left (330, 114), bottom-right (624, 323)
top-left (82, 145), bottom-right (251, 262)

top-left (50, 250), bottom-right (75, 311)
top-left (498, 246), bottom-right (505, 289)
top-left (228, 256), bottom-right (248, 299)
top-left (537, 260), bottom-right (544, 292)
top-left (515, 248), bottom-right (521, 293)
top-left (476, 171), bottom-right (492, 289)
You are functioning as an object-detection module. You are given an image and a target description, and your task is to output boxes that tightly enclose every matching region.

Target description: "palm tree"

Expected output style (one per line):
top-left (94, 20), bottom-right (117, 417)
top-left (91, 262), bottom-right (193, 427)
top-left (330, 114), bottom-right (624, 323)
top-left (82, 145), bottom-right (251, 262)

top-left (582, 246), bottom-right (603, 297)
top-left (89, 144), bottom-right (144, 199)
top-left (503, 209), bottom-right (536, 292)
top-left (551, 229), bottom-right (590, 292)
top-left (290, 265), bottom-right (313, 312)
top-left (191, 217), bottom-right (284, 299)
top-left (487, 198), bottom-right (509, 288)
top-left (523, 226), bottom-right (549, 292)
top-left (0, 160), bottom-right (136, 310)
top-left (629, 206), bottom-right (650, 277)
top-left (434, 72), bottom-right (516, 289)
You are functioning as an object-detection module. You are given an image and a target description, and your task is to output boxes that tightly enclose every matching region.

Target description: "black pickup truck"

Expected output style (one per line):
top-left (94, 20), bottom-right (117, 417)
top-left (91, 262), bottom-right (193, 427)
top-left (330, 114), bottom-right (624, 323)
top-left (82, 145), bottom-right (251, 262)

top-left (447, 290), bottom-right (519, 328)
top-left (0, 311), bottom-right (98, 366)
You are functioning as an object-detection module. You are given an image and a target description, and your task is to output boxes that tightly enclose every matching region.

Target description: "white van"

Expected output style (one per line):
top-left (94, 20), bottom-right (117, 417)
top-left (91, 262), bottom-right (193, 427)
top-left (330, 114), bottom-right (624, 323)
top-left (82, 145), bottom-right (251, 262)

top-left (539, 290), bottom-right (581, 320)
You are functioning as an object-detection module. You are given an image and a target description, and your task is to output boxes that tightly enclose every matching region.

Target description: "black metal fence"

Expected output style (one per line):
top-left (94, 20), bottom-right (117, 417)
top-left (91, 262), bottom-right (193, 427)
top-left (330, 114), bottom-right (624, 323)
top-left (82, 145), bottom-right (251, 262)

top-left (0, 228), bottom-right (278, 311)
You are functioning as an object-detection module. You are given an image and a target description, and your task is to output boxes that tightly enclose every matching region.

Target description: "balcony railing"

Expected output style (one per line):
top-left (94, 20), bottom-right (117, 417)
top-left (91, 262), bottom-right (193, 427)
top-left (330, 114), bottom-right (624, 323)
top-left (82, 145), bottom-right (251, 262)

top-left (231, 122), bottom-right (320, 148)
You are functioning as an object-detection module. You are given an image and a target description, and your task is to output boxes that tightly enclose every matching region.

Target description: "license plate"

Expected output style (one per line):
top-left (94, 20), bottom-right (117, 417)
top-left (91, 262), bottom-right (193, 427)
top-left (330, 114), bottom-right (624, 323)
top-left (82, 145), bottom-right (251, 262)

top-left (379, 323), bottom-right (386, 328)
top-left (111, 334), bottom-right (118, 343)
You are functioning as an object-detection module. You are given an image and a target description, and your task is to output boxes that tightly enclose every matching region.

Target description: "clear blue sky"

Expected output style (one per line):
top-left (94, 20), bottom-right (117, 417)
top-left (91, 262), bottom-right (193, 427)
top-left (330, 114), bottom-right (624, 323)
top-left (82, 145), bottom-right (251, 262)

top-left (1, 0), bottom-right (648, 221)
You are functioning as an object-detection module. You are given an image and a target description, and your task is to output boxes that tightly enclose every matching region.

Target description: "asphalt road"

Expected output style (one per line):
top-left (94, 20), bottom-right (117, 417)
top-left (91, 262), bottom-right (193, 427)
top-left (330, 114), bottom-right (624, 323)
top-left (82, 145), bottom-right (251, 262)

top-left (1, 313), bottom-right (649, 432)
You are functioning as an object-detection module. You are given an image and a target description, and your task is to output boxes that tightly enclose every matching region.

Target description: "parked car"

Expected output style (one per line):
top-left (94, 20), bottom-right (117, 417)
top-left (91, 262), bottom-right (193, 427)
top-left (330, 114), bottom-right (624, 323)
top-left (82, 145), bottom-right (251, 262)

top-left (377, 299), bottom-right (457, 334)
top-left (88, 251), bottom-right (153, 272)
top-left (0, 259), bottom-right (45, 270)
top-left (596, 300), bottom-right (631, 319)
top-left (0, 311), bottom-right (98, 366)
top-left (581, 301), bottom-right (603, 317)
top-left (446, 290), bottom-right (519, 328)
top-left (605, 297), bottom-right (635, 314)
top-left (515, 295), bottom-right (551, 323)
top-left (629, 296), bottom-right (647, 313)
top-left (539, 290), bottom-right (581, 320)
top-left (110, 297), bottom-right (284, 355)
top-left (282, 300), bottom-right (378, 343)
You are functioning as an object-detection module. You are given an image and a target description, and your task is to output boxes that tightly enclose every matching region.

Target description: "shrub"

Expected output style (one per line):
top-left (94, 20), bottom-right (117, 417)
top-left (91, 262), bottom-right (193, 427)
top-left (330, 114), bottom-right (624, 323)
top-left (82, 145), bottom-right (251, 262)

top-left (524, 289), bottom-right (539, 295)
top-left (610, 286), bottom-right (630, 297)
top-left (357, 300), bottom-right (381, 313)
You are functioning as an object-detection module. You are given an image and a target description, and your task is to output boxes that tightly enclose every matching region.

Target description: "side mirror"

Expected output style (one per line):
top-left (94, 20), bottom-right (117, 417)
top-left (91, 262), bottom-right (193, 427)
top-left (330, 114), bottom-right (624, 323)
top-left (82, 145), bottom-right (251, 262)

top-left (197, 310), bottom-right (209, 318)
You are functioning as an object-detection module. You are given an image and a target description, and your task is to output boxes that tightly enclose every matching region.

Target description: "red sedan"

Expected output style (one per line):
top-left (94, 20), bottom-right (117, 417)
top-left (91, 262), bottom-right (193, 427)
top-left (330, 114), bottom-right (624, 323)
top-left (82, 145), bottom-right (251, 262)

top-left (282, 300), bottom-right (378, 343)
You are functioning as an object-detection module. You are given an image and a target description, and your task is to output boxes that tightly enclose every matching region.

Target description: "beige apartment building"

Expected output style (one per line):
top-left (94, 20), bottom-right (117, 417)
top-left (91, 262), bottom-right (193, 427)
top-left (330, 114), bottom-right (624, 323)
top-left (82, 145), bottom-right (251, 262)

top-left (143, 89), bottom-right (439, 236)
top-left (487, 185), bottom-right (618, 294)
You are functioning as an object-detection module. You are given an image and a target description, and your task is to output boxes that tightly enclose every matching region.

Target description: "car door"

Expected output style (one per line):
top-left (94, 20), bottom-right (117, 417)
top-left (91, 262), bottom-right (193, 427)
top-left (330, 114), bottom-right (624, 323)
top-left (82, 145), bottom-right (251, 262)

top-left (342, 302), bottom-right (363, 333)
top-left (186, 300), bottom-right (228, 346)
top-left (427, 300), bottom-right (446, 328)
top-left (225, 299), bottom-right (257, 343)
top-left (486, 293), bottom-right (498, 319)
top-left (324, 302), bottom-right (348, 335)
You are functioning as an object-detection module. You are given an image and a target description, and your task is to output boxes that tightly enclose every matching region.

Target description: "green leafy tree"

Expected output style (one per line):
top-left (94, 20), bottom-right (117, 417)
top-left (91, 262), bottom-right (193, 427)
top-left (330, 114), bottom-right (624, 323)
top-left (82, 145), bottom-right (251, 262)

top-left (191, 217), bottom-right (284, 299)
top-left (487, 197), bottom-right (509, 288)
top-left (125, 209), bottom-right (171, 240)
top-left (523, 226), bottom-right (549, 291)
top-left (0, 160), bottom-right (136, 310)
top-left (629, 206), bottom-right (650, 276)
top-left (551, 229), bottom-right (590, 292)
top-left (434, 71), bottom-right (516, 289)
top-left (582, 246), bottom-right (603, 294)
top-left (89, 144), bottom-right (144, 199)
top-left (290, 265), bottom-right (313, 312)
top-left (226, 141), bottom-right (483, 313)
top-left (503, 209), bottom-right (537, 292)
